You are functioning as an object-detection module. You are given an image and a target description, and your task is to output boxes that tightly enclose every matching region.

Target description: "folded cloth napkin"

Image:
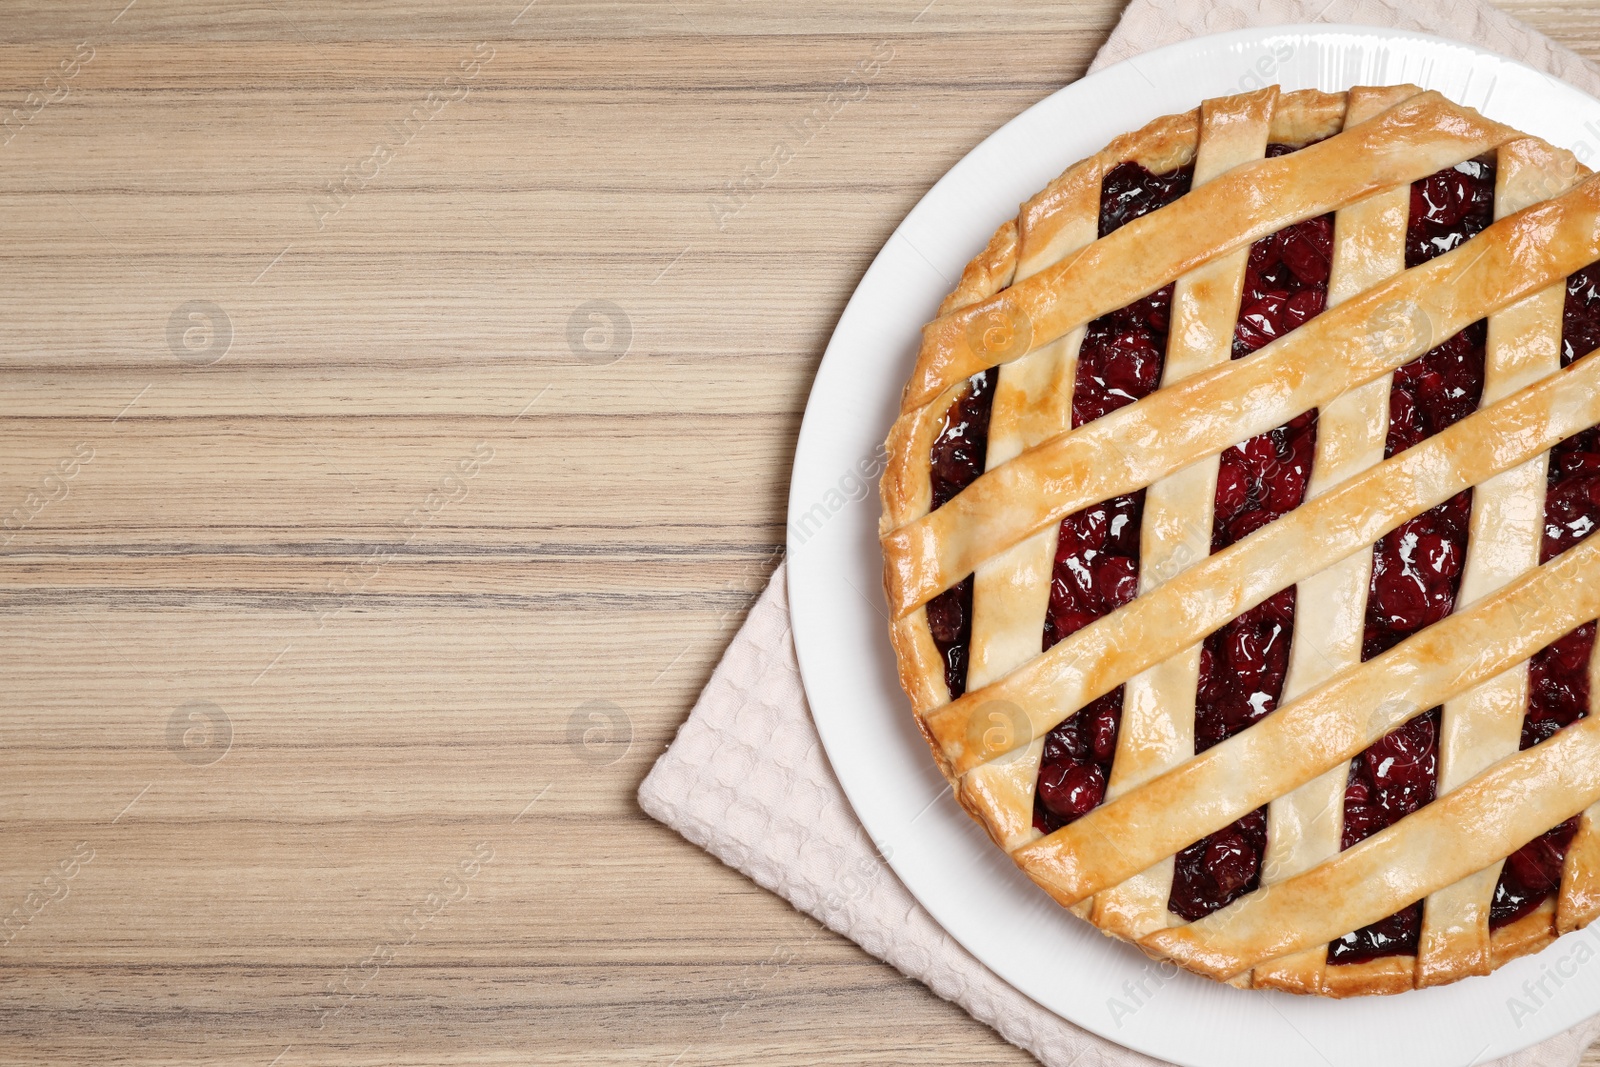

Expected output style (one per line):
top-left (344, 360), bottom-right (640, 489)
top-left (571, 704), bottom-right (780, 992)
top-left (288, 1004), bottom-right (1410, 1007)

top-left (639, 3), bottom-right (1600, 1064)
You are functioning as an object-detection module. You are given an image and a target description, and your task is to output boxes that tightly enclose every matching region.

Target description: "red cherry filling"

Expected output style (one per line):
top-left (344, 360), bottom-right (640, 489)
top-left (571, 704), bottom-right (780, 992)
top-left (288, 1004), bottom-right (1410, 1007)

top-left (1384, 319), bottom-right (1488, 456)
top-left (1043, 492), bottom-right (1146, 648)
top-left (1098, 159), bottom-right (1195, 237)
top-left (1034, 689), bottom-right (1123, 832)
top-left (929, 368), bottom-right (997, 512)
top-left (1035, 491), bottom-right (1144, 834)
top-left (1071, 287), bottom-right (1175, 427)
top-left (1405, 158), bottom-right (1495, 268)
top-left (1543, 427), bottom-right (1600, 562)
top-left (1519, 622), bottom-right (1596, 751)
top-left (1033, 159), bottom-right (1195, 834)
top-left (1231, 213), bottom-right (1334, 360)
top-left (925, 369), bottom-right (998, 697)
top-left (1329, 902), bottom-right (1425, 965)
top-left (1170, 807), bottom-right (1267, 922)
top-left (1361, 490), bottom-right (1474, 661)
top-left (1330, 157), bottom-right (1497, 963)
top-left (1325, 709), bottom-right (1442, 963)
top-left (1341, 708), bottom-right (1441, 850)
top-left (1491, 817), bottom-right (1581, 928)
top-left (1210, 411), bottom-right (1319, 553)
top-left (925, 575), bottom-right (975, 700)
top-left (1171, 173), bottom-right (1333, 918)
top-left (1192, 587), bottom-right (1297, 753)
top-left (1481, 278), bottom-right (1600, 924)
top-left (1563, 263), bottom-right (1600, 365)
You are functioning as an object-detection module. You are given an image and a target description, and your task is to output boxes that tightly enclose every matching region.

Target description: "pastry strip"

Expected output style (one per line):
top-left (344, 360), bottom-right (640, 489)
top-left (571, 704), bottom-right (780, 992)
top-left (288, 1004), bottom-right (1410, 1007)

top-left (1011, 530), bottom-right (1600, 907)
top-left (966, 186), bottom-right (1098, 697)
top-left (938, 220), bottom-right (1018, 320)
top-left (933, 349), bottom-right (1600, 778)
top-left (1011, 88), bottom-right (1347, 279)
top-left (884, 170), bottom-right (1600, 619)
top-left (1092, 87), bottom-right (1277, 940)
top-left (1416, 137), bottom-right (1580, 988)
top-left (1556, 633), bottom-right (1600, 934)
top-left (1251, 85), bottom-right (1417, 993)
top-left (959, 119), bottom-right (1103, 852)
top-left (899, 92), bottom-right (1517, 412)
top-left (1491, 898), bottom-right (1560, 968)
top-left (879, 376), bottom-right (969, 537)
top-left (1141, 709), bottom-right (1600, 981)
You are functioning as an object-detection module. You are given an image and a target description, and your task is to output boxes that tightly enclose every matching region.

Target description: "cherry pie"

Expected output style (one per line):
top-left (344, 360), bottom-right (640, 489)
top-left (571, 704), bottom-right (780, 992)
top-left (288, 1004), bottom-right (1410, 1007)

top-left (879, 85), bottom-right (1600, 995)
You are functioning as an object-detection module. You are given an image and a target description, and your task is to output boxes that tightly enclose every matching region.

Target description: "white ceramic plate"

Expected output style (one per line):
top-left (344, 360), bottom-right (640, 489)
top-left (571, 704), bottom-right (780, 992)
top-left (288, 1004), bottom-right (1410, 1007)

top-left (787, 25), bottom-right (1600, 1067)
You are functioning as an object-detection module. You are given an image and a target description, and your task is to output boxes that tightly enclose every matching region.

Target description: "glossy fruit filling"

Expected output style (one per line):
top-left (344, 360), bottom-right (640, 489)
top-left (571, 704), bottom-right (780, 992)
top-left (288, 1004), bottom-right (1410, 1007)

top-left (1327, 710), bottom-right (1442, 963)
top-left (1521, 622), bottom-right (1597, 751)
top-left (1488, 624), bottom-right (1593, 929)
top-left (1098, 158), bottom-right (1196, 238)
top-left (1562, 262), bottom-right (1600, 365)
top-left (925, 368), bottom-right (998, 698)
top-left (1328, 157), bottom-right (1497, 965)
top-left (1031, 158), bottom-right (1193, 834)
top-left (1034, 689), bottom-right (1126, 829)
top-left (1359, 485), bottom-right (1478, 663)
top-left (1405, 158), bottom-right (1496, 268)
top-left (1484, 264), bottom-right (1600, 927)
top-left (1033, 495), bottom-right (1144, 833)
top-left (1169, 150), bottom-right (1333, 919)
top-left (928, 369), bottom-right (997, 513)
top-left (1492, 816), bottom-right (1581, 927)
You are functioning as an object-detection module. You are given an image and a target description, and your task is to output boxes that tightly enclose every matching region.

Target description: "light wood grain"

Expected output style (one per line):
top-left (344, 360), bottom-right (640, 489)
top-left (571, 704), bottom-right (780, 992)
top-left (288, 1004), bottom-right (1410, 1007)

top-left (2, 3), bottom-right (1599, 1064)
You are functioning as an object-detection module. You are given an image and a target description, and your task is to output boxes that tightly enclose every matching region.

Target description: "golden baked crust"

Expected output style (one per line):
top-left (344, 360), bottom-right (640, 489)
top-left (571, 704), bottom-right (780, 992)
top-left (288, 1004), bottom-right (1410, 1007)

top-left (878, 84), bottom-right (1600, 996)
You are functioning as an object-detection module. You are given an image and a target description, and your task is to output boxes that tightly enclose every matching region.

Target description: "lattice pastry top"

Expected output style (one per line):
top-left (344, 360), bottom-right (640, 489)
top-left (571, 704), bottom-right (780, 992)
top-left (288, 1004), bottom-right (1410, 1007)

top-left (878, 84), bottom-right (1600, 996)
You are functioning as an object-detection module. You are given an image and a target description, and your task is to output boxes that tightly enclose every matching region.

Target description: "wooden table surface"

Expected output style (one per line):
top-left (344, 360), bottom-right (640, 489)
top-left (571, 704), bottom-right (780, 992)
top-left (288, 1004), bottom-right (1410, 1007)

top-left (5, 2), bottom-right (1600, 1064)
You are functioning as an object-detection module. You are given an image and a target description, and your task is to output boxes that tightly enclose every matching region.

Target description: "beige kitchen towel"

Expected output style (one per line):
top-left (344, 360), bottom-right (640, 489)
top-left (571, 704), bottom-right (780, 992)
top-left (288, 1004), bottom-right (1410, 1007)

top-left (639, 3), bottom-right (1600, 1064)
